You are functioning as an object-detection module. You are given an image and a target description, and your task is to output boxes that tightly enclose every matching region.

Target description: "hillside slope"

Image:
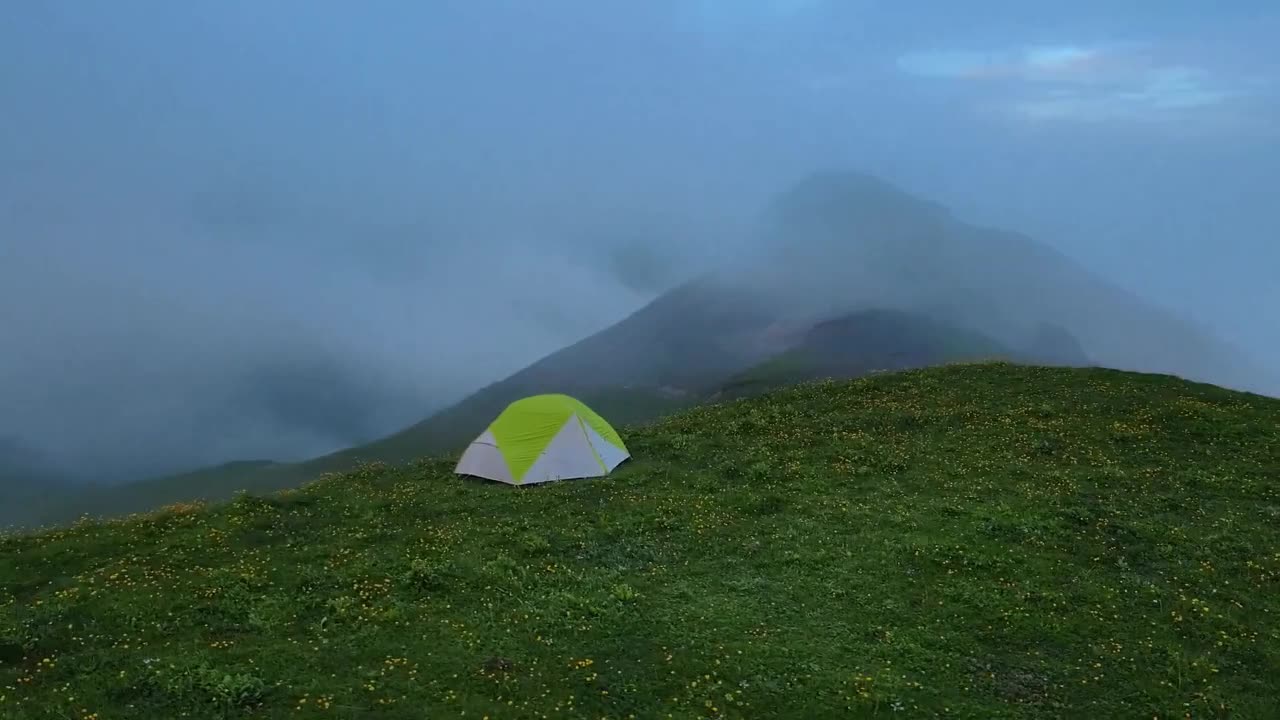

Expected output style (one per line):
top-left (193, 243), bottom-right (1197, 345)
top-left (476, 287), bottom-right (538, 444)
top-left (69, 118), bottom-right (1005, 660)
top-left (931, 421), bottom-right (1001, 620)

top-left (3, 364), bottom-right (1278, 719)
top-left (713, 308), bottom-right (1020, 401)
top-left (26, 170), bottom-right (1274, 527)
top-left (22, 306), bottom-right (1075, 528)
top-left (19, 281), bottom-right (757, 526)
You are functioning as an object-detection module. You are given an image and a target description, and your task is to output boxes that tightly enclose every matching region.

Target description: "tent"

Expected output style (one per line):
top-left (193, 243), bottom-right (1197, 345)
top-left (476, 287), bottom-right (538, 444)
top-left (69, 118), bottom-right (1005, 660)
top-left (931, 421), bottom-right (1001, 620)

top-left (454, 394), bottom-right (630, 485)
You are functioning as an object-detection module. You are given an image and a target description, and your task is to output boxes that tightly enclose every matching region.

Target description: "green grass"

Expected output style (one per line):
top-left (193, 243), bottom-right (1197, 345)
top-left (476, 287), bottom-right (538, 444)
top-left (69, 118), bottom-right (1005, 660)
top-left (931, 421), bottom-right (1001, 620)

top-left (2, 363), bottom-right (1279, 719)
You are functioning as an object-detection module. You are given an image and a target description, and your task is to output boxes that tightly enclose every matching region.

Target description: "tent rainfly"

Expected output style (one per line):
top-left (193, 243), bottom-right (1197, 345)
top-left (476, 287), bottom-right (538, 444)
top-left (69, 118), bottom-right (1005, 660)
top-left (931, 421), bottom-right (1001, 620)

top-left (454, 394), bottom-right (630, 485)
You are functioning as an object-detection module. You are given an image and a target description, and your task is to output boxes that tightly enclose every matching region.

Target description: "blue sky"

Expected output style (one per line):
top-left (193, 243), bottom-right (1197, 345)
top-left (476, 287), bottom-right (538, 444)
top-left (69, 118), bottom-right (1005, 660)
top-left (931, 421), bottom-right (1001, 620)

top-left (2, 1), bottom-right (1277, 476)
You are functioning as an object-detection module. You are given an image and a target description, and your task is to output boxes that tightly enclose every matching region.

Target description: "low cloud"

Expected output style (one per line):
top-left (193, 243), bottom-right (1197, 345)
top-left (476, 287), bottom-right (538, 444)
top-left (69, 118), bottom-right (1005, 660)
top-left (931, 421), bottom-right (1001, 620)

top-left (898, 42), bottom-right (1258, 126)
top-left (896, 44), bottom-right (1106, 81)
top-left (1011, 66), bottom-right (1238, 124)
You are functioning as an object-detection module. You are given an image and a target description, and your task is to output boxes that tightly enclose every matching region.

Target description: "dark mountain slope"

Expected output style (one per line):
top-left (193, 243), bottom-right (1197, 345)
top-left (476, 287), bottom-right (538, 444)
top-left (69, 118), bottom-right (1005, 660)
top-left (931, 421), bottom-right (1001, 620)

top-left (710, 308), bottom-right (1092, 401)
top-left (714, 309), bottom-right (1013, 400)
top-left (488, 277), bottom-right (781, 391)
top-left (270, 278), bottom-right (780, 467)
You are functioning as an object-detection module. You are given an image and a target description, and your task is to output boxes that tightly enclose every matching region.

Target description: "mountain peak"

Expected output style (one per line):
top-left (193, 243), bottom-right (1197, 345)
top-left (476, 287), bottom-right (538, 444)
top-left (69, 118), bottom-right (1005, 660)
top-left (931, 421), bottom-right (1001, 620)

top-left (765, 170), bottom-right (952, 235)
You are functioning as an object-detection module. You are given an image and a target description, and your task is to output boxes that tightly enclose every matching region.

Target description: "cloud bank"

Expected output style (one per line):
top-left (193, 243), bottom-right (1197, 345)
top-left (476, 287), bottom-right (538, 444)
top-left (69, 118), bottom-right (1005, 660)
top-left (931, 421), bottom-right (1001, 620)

top-left (2, 1), bottom-right (1277, 485)
top-left (897, 40), bottom-right (1265, 129)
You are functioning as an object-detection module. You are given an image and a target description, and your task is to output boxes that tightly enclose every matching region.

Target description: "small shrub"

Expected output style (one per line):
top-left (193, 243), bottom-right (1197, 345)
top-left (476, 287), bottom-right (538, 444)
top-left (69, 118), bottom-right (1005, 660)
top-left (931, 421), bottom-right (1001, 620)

top-left (145, 659), bottom-right (268, 712)
top-left (349, 460), bottom-right (392, 482)
top-left (402, 558), bottom-right (455, 594)
top-left (751, 494), bottom-right (787, 515)
top-left (746, 461), bottom-right (772, 482)
top-left (0, 638), bottom-right (26, 664)
top-left (517, 531), bottom-right (552, 556)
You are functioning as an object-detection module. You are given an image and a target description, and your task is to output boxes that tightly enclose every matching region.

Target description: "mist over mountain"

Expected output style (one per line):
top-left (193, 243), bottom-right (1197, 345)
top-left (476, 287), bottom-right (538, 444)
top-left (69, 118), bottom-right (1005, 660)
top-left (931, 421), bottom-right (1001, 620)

top-left (13, 167), bottom-right (1280, 527)
top-left (5, 165), bottom-right (1277, 498)
top-left (728, 171), bottom-right (1277, 396)
top-left (0, 435), bottom-right (78, 527)
top-left (0, 436), bottom-right (62, 484)
top-left (3, 2), bottom-right (1277, 497)
top-left (322, 169), bottom-right (1278, 477)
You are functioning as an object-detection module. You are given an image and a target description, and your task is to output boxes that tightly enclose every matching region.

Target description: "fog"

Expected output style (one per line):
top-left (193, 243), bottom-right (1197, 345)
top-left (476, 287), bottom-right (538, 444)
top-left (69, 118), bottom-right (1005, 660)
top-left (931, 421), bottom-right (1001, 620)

top-left (3, 1), bottom-right (1277, 483)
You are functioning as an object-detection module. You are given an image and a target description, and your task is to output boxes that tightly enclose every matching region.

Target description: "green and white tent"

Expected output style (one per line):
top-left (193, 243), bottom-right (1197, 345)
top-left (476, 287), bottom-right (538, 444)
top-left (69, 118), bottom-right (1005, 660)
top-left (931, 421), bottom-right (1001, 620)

top-left (454, 394), bottom-right (630, 485)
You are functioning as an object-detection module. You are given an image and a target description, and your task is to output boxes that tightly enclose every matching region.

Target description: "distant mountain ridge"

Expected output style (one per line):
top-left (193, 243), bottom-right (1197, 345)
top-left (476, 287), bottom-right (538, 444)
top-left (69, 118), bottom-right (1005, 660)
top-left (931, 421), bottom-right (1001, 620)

top-left (14, 170), bottom-right (1275, 528)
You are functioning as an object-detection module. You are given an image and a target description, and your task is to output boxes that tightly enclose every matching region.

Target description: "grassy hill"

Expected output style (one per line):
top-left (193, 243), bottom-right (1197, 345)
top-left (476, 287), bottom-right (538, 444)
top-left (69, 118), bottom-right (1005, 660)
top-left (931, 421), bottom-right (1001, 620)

top-left (3, 363), bottom-right (1278, 718)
